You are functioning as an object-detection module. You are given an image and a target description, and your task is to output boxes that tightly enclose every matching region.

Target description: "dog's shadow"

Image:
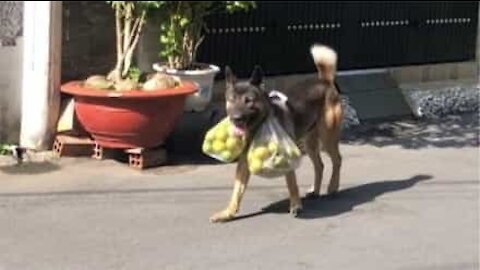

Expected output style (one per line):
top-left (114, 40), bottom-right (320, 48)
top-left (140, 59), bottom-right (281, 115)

top-left (234, 174), bottom-right (432, 221)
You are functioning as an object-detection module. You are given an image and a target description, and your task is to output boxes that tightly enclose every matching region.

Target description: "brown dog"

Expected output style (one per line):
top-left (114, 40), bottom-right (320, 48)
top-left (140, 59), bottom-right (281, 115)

top-left (210, 44), bottom-right (343, 223)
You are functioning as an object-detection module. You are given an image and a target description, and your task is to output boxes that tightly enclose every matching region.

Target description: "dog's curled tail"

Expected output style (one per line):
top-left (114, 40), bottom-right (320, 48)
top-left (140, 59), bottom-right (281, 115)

top-left (310, 44), bottom-right (337, 84)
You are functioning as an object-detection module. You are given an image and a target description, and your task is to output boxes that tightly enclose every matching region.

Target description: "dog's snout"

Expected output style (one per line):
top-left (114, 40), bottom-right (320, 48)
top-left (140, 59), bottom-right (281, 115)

top-left (231, 113), bottom-right (246, 122)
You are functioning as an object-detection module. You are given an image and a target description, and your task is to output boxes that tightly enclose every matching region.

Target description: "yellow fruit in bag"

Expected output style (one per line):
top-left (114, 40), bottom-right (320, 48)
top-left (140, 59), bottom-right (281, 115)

top-left (202, 117), bottom-right (247, 163)
top-left (212, 140), bottom-right (226, 153)
top-left (215, 129), bottom-right (228, 141)
top-left (226, 137), bottom-right (240, 150)
top-left (252, 146), bottom-right (270, 160)
top-left (202, 142), bottom-right (212, 153)
top-left (268, 141), bottom-right (279, 154)
top-left (247, 114), bottom-right (302, 178)
top-left (249, 158), bottom-right (263, 174)
top-left (221, 150), bottom-right (233, 161)
top-left (205, 131), bottom-right (215, 141)
top-left (291, 147), bottom-right (302, 158)
top-left (273, 155), bottom-right (289, 168)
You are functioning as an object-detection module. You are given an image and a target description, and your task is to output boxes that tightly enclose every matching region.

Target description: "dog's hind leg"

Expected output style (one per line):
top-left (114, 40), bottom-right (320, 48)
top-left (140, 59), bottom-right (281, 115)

top-left (304, 129), bottom-right (324, 199)
top-left (320, 98), bottom-right (343, 195)
top-left (324, 139), bottom-right (342, 195)
top-left (285, 171), bottom-right (303, 217)
top-left (210, 156), bottom-right (250, 223)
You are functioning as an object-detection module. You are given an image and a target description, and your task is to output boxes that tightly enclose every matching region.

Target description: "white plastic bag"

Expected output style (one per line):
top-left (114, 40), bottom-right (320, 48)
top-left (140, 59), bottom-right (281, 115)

top-left (247, 114), bottom-right (302, 178)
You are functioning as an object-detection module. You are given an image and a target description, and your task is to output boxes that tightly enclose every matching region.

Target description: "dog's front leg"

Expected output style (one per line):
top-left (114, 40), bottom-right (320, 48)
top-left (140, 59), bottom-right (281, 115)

top-left (210, 156), bottom-right (250, 223)
top-left (285, 171), bottom-right (303, 217)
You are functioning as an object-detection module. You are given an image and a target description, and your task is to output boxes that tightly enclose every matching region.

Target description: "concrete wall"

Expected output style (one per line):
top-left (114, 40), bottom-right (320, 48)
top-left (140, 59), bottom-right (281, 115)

top-left (0, 1), bottom-right (23, 144)
top-left (391, 5), bottom-right (479, 85)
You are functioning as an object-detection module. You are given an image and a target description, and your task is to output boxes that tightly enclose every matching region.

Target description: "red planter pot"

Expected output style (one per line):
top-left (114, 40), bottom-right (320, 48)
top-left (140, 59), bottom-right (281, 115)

top-left (60, 81), bottom-right (197, 149)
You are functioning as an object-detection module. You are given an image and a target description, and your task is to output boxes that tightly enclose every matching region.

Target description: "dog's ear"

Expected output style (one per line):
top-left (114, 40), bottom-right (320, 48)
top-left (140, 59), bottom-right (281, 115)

top-left (225, 66), bottom-right (237, 87)
top-left (249, 65), bottom-right (264, 86)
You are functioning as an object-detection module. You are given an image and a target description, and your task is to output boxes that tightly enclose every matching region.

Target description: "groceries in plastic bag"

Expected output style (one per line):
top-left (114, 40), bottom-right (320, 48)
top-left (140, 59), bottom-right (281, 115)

top-left (202, 117), bottom-right (247, 162)
top-left (247, 114), bottom-right (302, 178)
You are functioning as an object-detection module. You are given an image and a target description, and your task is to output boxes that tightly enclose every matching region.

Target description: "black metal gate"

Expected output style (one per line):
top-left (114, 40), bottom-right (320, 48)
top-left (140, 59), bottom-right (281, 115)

top-left (197, 1), bottom-right (479, 78)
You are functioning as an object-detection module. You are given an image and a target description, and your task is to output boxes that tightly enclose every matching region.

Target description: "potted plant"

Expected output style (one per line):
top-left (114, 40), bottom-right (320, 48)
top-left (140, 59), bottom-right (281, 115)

top-left (152, 1), bottom-right (256, 112)
top-left (60, 1), bottom-right (198, 149)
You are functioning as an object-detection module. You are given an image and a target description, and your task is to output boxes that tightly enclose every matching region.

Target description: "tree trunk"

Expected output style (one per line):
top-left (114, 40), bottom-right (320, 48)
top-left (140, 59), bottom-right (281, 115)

top-left (108, 4), bottom-right (125, 83)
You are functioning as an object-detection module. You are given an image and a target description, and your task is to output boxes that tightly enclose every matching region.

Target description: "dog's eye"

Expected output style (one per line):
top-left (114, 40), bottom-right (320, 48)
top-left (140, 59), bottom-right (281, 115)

top-left (244, 96), bottom-right (255, 104)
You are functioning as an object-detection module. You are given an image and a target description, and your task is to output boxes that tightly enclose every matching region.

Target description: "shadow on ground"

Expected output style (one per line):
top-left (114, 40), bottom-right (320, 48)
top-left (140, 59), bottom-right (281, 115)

top-left (233, 174), bottom-right (432, 221)
top-left (342, 112), bottom-right (479, 149)
top-left (0, 161), bottom-right (61, 175)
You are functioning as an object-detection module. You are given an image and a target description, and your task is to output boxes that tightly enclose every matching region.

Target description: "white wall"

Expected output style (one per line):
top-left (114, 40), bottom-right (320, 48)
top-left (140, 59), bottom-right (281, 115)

top-left (477, 6), bottom-right (480, 79)
top-left (0, 37), bottom-right (23, 143)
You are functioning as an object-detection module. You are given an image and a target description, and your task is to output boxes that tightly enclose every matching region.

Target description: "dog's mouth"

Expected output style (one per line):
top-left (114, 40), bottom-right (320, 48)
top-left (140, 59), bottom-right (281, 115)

top-left (231, 121), bottom-right (248, 136)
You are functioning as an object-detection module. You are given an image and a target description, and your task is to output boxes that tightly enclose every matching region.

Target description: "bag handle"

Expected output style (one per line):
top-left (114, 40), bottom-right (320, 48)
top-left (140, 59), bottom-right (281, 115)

top-left (268, 90), bottom-right (296, 139)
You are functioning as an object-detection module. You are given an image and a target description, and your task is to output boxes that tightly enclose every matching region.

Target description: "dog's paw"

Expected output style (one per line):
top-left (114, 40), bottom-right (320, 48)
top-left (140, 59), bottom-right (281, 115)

top-left (289, 204), bottom-right (303, 218)
top-left (305, 191), bottom-right (320, 200)
top-left (209, 210), bottom-right (234, 223)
